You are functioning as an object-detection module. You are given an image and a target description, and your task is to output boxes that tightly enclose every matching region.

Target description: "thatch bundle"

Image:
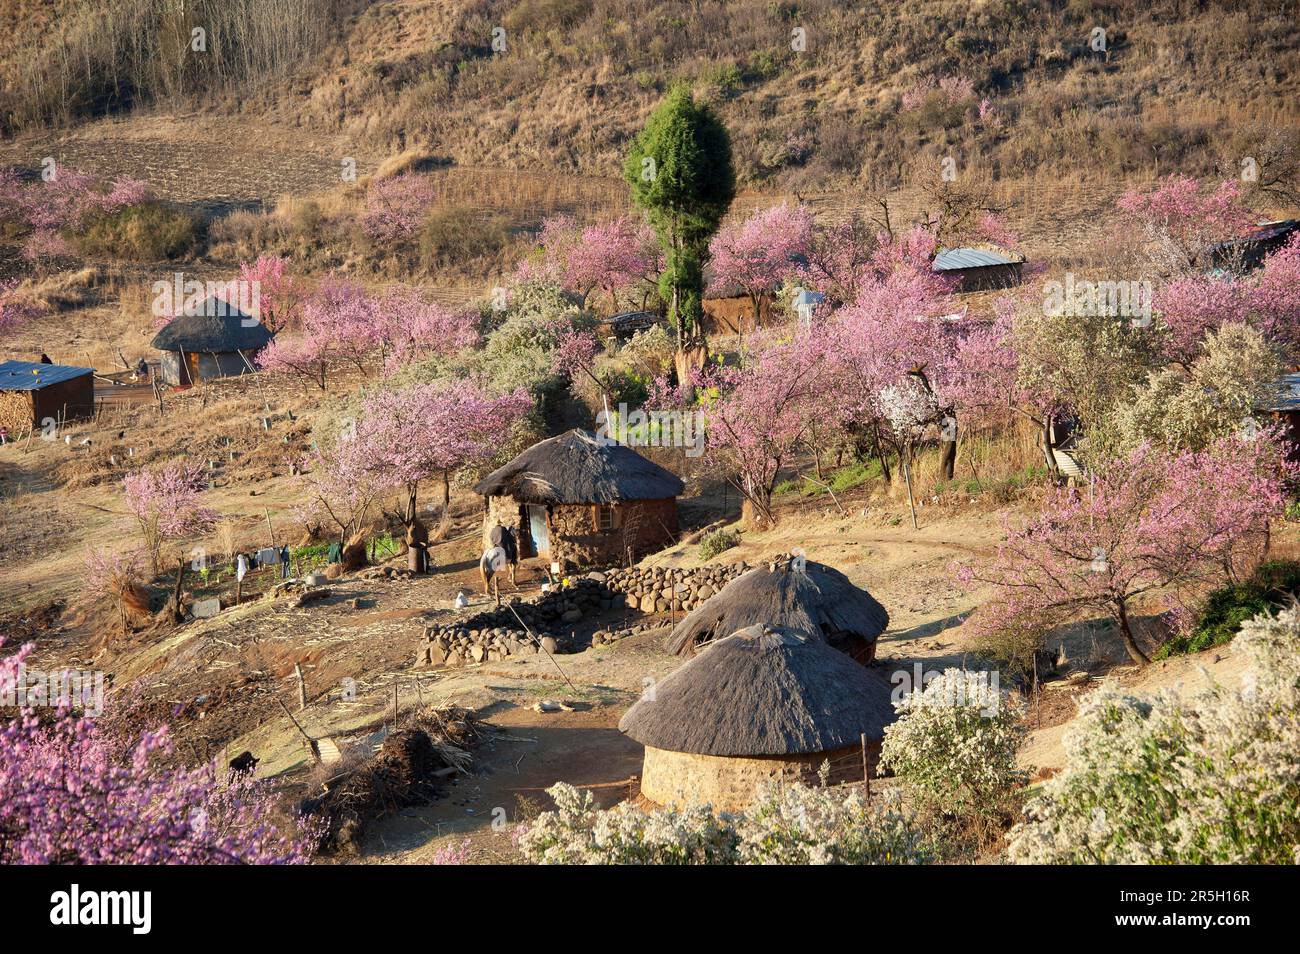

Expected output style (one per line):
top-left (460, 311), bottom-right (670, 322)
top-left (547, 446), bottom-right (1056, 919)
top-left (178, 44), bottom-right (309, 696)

top-left (665, 558), bottom-right (888, 662)
top-left (472, 428), bottom-right (684, 505)
top-left (620, 624), bottom-right (896, 757)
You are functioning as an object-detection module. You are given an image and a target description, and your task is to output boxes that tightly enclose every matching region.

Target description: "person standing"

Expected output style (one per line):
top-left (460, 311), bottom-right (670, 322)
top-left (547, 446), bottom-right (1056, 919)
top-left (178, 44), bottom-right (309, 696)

top-left (279, 544), bottom-right (291, 579)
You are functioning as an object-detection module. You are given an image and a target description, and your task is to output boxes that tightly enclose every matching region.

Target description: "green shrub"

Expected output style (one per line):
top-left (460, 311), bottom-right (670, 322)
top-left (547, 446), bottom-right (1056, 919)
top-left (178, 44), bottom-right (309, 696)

top-left (698, 528), bottom-right (740, 560)
top-left (73, 202), bottom-right (200, 261)
top-left (775, 459), bottom-right (881, 498)
top-left (1155, 559), bottom-right (1300, 659)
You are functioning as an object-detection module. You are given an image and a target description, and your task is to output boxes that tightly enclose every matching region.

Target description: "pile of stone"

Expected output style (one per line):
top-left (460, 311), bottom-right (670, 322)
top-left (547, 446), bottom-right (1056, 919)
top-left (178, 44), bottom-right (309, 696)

top-left (600, 561), bottom-right (751, 614)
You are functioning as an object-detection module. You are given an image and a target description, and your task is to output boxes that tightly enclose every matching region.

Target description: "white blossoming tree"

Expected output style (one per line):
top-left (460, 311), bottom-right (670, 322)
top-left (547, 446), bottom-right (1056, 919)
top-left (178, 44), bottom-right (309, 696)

top-left (1008, 606), bottom-right (1300, 864)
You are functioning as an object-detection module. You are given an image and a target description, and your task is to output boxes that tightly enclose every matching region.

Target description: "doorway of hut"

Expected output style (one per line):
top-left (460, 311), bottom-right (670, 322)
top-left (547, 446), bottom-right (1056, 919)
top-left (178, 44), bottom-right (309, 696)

top-left (528, 505), bottom-right (550, 557)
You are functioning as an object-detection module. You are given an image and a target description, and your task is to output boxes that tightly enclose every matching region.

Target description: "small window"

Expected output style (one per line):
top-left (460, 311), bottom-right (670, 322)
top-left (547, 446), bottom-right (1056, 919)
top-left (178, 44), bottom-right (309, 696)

top-left (597, 504), bottom-right (615, 531)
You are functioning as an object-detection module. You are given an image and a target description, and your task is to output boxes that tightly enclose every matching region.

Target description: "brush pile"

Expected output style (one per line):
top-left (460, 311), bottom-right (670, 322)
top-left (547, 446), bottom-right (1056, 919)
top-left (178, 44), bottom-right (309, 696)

top-left (302, 705), bottom-right (487, 854)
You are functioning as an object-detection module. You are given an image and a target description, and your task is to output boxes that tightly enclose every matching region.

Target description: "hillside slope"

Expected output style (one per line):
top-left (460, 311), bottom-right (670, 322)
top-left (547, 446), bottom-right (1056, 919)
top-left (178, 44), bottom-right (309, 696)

top-left (5, 0), bottom-right (1299, 196)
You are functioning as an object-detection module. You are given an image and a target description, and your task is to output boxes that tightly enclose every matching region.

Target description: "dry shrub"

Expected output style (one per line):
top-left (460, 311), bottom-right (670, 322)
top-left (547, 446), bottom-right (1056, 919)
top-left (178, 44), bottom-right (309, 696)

top-left (371, 150), bottom-right (442, 181)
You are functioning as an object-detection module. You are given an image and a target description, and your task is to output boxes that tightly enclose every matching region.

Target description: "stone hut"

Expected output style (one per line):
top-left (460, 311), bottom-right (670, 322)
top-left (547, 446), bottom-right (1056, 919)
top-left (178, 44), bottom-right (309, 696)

top-left (665, 558), bottom-right (889, 664)
top-left (150, 297), bottom-right (274, 386)
top-left (471, 429), bottom-right (685, 567)
top-left (620, 624), bottom-right (896, 812)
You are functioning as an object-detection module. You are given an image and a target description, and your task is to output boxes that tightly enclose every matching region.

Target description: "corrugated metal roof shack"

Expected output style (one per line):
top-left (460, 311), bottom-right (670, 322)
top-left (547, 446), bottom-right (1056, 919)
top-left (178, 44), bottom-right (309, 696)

top-left (0, 360), bottom-right (95, 434)
top-left (932, 247), bottom-right (1026, 292)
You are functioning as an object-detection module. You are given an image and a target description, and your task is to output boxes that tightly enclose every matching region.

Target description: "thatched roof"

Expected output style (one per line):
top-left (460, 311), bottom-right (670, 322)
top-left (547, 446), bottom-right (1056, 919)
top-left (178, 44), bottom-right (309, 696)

top-left (665, 558), bottom-right (888, 657)
top-left (150, 299), bottom-right (273, 353)
top-left (472, 429), bottom-right (685, 505)
top-left (620, 624), bottom-right (896, 756)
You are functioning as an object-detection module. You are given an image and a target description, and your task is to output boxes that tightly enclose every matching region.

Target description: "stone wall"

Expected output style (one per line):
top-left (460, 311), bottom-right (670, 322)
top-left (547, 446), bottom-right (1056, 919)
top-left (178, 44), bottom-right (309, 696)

top-left (601, 560), bottom-right (750, 614)
top-left (412, 560), bottom-right (756, 669)
top-left (639, 743), bottom-right (879, 813)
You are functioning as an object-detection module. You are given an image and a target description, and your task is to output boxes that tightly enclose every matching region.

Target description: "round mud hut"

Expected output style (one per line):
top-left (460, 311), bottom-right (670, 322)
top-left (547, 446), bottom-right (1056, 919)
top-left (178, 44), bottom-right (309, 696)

top-left (150, 298), bottom-right (274, 386)
top-left (665, 557), bottom-right (889, 663)
top-left (620, 625), bottom-right (896, 811)
top-left (472, 429), bottom-right (685, 567)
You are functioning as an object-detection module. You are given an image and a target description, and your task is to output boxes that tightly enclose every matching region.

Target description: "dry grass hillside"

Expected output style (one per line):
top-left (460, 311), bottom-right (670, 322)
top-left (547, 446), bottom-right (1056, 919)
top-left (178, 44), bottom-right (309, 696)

top-left (5, 1), bottom-right (1299, 193)
top-left (1, 0), bottom-right (1296, 296)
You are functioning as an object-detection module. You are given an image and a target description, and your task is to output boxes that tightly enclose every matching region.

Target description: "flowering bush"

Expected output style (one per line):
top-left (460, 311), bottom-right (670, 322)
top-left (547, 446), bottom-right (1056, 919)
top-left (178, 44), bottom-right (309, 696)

top-left (736, 782), bottom-right (934, 864)
top-left (1008, 606), bottom-right (1300, 864)
top-left (518, 784), bottom-right (739, 864)
top-left (879, 669), bottom-right (1028, 830)
top-left (516, 781), bottom-right (933, 865)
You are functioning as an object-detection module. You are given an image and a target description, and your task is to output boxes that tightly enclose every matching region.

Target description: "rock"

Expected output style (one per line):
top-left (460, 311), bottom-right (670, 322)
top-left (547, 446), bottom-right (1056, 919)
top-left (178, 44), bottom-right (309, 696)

top-left (470, 645), bottom-right (486, 663)
top-left (639, 593), bottom-right (657, 613)
top-left (305, 572), bottom-right (328, 586)
top-left (540, 636), bottom-right (559, 655)
top-left (698, 584), bottom-right (715, 599)
top-left (192, 597), bottom-right (222, 619)
top-left (293, 588), bottom-right (332, 608)
top-left (428, 645), bottom-right (447, 666)
top-left (561, 608), bottom-right (583, 623)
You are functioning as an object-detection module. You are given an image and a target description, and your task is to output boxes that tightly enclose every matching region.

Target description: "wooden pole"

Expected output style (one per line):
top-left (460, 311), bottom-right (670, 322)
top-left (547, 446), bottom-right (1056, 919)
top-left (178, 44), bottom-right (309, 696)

top-left (903, 458), bottom-right (919, 530)
top-left (295, 663), bottom-right (307, 711)
top-left (861, 732), bottom-right (870, 798)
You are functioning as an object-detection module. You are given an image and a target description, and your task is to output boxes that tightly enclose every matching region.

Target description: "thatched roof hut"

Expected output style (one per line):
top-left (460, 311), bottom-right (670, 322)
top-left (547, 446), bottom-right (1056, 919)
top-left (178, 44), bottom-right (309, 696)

top-left (150, 298), bottom-right (274, 386)
top-left (665, 558), bottom-right (888, 663)
top-left (473, 429), bottom-right (684, 504)
top-left (620, 624), bottom-right (896, 810)
top-left (472, 430), bottom-right (685, 565)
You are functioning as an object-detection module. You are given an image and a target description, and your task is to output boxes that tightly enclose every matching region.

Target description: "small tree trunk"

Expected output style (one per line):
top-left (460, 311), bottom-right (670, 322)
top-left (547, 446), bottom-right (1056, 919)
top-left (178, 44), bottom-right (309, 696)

top-left (902, 457), bottom-right (919, 530)
top-left (170, 556), bottom-right (187, 624)
top-left (872, 421), bottom-right (892, 484)
top-left (1115, 601), bottom-right (1150, 665)
top-left (940, 434), bottom-right (957, 482)
top-left (1041, 416), bottom-right (1061, 482)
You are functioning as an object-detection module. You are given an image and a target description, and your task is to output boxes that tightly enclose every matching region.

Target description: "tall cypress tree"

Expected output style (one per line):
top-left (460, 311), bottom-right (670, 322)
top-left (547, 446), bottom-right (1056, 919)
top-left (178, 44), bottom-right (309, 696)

top-left (623, 86), bottom-right (735, 345)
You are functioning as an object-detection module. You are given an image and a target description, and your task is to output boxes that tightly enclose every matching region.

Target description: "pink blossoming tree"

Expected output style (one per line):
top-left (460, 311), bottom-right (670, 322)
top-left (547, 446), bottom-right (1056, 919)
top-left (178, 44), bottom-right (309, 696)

top-left (0, 644), bottom-right (318, 864)
top-left (123, 461), bottom-right (219, 574)
top-left (1116, 175), bottom-right (1253, 276)
top-left (958, 436), bottom-right (1288, 665)
top-left (708, 203), bottom-right (815, 323)
top-left (348, 381), bottom-right (532, 566)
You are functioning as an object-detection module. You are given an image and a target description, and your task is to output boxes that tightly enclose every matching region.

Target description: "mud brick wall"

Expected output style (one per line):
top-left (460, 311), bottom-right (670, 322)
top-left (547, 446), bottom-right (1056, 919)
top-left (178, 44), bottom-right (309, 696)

top-left (639, 743), bottom-right (878, 813)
